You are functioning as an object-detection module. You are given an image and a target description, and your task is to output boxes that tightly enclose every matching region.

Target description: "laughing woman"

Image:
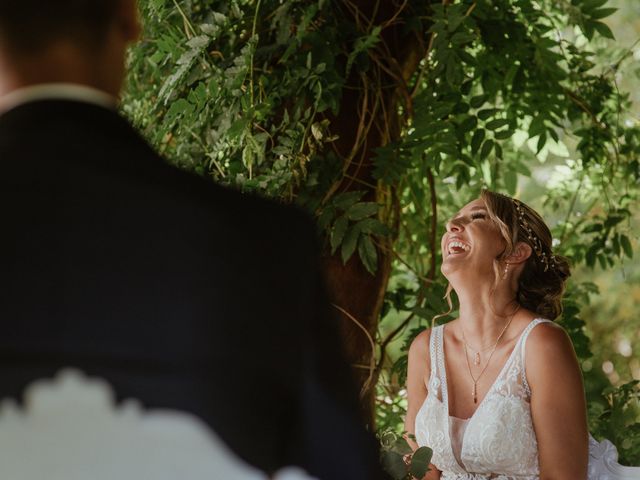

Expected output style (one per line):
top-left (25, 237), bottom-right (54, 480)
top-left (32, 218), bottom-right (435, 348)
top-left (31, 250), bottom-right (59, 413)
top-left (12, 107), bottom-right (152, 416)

top-left (404, 190), bottom-right (588, 479)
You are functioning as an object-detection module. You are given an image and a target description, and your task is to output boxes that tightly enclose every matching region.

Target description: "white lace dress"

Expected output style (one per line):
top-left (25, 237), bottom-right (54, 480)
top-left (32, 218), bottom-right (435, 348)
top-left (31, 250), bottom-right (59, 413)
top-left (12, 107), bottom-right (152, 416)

top-left (414, 319), bottom-right (547, 480)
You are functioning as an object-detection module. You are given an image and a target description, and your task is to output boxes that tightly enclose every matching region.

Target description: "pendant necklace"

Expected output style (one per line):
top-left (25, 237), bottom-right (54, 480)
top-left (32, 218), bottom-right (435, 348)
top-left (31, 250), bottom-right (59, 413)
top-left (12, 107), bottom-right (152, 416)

top-left (466, 344), bottom-right (495, 366)
top-left (460, 304), bottom-right (520, 404)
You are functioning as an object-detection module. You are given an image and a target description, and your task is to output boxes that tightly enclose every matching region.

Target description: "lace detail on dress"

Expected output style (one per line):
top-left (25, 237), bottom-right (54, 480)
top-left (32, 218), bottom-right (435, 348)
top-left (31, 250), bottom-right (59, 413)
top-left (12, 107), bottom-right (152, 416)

top-left (415, 319), bottom-right (552, 479)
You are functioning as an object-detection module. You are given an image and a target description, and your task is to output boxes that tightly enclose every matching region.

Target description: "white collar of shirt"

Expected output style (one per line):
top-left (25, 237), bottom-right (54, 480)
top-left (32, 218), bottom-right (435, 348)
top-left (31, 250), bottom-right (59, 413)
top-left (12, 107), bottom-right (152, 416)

top-left (0, 83), bottom-right (117, 116)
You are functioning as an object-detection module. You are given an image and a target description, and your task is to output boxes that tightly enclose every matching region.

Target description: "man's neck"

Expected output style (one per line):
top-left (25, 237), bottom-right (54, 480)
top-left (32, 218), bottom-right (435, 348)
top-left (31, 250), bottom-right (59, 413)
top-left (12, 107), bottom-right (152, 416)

top-left (0, 42), bottom-right (117, 99)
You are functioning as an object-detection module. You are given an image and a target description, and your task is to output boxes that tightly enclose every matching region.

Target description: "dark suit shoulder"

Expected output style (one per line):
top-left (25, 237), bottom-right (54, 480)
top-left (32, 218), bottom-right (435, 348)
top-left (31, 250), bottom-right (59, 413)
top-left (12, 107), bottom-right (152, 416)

top-left (0, 99), bottom-right (317, 239)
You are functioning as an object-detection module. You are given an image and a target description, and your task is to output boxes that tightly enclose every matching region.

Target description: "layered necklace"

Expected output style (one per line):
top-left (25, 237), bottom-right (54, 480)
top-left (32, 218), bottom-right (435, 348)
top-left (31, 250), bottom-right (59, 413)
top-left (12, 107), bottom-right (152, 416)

top-left (460, 304), bottom-right (521, 404)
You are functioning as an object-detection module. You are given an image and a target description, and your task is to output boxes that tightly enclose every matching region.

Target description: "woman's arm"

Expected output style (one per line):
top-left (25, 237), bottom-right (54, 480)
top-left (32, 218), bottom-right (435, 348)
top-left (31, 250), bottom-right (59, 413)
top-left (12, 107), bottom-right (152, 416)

top-left (405, 329), bottom-right (441, 480)
top-left (527, 322), bottom-right (589, 480)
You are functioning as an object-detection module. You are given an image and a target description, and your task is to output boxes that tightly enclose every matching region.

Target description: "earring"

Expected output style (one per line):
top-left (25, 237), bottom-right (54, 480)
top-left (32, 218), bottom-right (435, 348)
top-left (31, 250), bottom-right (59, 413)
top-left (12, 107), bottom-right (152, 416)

top-left (503, 263), bottom-right (510, 279)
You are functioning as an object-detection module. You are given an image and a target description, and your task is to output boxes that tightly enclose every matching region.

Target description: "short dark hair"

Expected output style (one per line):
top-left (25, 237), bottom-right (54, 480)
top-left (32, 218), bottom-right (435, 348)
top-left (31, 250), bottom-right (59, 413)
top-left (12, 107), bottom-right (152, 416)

top-left (0, 0), bottom-right (120, 54)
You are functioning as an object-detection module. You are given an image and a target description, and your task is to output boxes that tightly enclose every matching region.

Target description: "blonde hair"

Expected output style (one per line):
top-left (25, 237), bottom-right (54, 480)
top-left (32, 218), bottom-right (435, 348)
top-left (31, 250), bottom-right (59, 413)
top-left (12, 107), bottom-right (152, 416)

top-left (480, 190), bottom-right (570, 320)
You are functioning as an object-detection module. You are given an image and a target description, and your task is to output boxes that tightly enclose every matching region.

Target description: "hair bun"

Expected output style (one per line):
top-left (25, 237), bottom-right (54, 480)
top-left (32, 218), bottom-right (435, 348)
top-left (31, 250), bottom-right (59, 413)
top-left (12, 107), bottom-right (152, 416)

top-left (482, 191), bottom-right (571, 320)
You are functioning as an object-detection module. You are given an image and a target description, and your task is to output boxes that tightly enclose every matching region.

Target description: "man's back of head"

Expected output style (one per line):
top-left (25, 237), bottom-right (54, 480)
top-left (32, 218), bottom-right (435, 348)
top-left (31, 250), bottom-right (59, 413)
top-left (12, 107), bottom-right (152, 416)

top-left (0, 1), bottom-right (118, 54)
top-left (0, 0), bottom-right (140, 96)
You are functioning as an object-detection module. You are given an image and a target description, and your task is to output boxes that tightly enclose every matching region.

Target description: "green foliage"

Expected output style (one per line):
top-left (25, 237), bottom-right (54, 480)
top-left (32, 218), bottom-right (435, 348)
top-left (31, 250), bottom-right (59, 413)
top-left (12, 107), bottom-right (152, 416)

top-left (590, 381), bottom-right (640, 465)
top-left (379, 431), bottom-right (432, 480)
top-left (125, 0), bottom-right (344, 196)
top-left (317, 190), bottom-right (387, 272)
top-left (124, 0), bottom-right (640, 463)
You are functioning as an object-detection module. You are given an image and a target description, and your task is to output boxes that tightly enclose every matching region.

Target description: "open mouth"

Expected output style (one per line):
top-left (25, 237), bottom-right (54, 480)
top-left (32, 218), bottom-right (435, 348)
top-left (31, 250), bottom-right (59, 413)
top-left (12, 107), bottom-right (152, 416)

top-left (447, 241), bottom-right (470, 255)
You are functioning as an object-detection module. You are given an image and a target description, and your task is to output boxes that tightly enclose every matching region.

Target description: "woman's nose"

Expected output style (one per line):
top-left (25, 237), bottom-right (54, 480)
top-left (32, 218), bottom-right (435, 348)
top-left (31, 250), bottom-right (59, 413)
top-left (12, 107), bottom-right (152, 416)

top-left (446, 219), bottom-right (464, 233)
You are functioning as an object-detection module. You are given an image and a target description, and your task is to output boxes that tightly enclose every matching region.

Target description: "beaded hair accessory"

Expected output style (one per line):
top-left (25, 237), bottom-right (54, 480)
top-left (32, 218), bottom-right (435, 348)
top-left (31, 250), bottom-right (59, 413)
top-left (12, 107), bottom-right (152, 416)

top-left (513, 199), bottom-right (557, 272)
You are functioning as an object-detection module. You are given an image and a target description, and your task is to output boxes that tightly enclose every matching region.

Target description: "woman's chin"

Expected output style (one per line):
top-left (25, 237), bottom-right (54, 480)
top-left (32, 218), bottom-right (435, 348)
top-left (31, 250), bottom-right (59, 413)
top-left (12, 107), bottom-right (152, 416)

top-left (441, 259), bottom-right (491, 282)
top-left (440, 260), bottom-right (461, 279)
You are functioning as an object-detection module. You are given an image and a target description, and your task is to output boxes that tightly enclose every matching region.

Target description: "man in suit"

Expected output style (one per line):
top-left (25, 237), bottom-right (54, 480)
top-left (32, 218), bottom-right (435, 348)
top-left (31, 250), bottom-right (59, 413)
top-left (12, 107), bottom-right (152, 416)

top-left (0, 1), bottom-right (384, 478)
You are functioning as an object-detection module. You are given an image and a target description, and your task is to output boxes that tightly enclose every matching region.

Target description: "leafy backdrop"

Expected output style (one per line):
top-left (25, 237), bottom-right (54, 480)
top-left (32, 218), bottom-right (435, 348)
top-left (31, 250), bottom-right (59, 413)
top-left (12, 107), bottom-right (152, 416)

top-left (123, 0), bottom-right (640, 468)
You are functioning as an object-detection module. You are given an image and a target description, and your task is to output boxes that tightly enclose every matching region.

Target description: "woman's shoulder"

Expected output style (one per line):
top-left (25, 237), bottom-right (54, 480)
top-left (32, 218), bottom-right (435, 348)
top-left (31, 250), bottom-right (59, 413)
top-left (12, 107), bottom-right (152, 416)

top-left (511, 311), bottom-right (568, 347)
top-left (408, 326), bottom-right (441, 370)
top-left (526, 318), bottom-right (571, 347)
top-left (408, 328), bottom-right (433, 357)
top-left (406, 328), bottom-right (434, 385)
top-left (407, 320), bottom-right (454, 365)
top-left (524, 319), bottom-right (576, 369)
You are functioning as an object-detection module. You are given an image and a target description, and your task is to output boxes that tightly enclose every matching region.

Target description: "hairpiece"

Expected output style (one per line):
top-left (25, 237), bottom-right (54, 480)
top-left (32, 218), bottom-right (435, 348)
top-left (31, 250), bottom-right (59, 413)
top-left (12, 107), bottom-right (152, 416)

top-left (513, 199), bottom-right (557, 272)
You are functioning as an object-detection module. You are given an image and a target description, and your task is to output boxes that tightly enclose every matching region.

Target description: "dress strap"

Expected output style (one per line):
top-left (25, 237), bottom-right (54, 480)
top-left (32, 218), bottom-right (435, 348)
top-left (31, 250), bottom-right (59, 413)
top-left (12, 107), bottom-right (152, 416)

top-left (436, 325), bottom-right (448, 406)
top-left (428, 325), bottom-right (446, 402)
top-left (429, 325), bottom-right (438, 381)
top-left (520, 318), bottom-right (553, 397)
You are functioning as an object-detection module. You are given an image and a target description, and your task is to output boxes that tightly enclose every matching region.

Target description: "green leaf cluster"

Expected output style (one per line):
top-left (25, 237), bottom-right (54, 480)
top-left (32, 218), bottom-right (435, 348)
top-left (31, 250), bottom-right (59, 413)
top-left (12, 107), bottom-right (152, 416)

top-left (379, 430), bottom-right (432, 480)
top-left (317, 190), bottom-right (387, 273)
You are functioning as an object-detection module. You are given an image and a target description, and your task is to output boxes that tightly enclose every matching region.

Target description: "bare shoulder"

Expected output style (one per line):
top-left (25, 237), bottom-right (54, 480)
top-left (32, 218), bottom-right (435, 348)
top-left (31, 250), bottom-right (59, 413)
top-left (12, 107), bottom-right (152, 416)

top-left (525, 321), bottom-right (580, 380)
top-left (406, 328), bottom-right (433, 396)
top-left (407, 328), bottom-right (433, 375)
top-left (409, 328), bottom-right (432, 357)
top-left (526, 321), bottom-right (574, 356)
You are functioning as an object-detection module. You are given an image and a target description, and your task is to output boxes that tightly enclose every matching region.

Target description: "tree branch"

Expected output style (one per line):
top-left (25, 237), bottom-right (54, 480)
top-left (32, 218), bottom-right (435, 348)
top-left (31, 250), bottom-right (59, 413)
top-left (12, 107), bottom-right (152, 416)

top-left (427, 167), bottom-right (438, 280)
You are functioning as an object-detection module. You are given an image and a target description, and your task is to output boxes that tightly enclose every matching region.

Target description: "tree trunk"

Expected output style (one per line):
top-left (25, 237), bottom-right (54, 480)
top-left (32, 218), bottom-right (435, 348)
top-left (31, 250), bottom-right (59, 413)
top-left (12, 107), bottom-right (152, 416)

top-left (321, 0), bottom-right (426, 428)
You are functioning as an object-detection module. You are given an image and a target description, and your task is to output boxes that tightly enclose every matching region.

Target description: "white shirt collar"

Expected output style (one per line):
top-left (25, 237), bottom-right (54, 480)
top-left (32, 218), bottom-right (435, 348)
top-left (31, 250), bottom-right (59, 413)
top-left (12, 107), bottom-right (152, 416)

top-left (0, 83), bottom-right (117, 116)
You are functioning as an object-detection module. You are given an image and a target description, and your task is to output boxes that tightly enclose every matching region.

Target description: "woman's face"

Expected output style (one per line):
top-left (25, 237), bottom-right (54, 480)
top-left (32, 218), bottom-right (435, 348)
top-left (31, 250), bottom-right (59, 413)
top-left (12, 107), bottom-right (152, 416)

top-left (440, 198), bottom-right (506, 280)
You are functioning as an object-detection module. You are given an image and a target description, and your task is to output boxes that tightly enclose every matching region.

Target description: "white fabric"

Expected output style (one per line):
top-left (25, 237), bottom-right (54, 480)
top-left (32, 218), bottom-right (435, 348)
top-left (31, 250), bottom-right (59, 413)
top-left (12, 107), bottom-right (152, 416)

top-left (449, 416), bottom-right (469, 469)
top-left (415, 319), bottom-right (547, 479)
top-left (588, 436), bottom-right (640, 479)
top-left (0, 369), bottom-right (318, 480)
top-left (0, 83), bottom-right (116, 116)
top-left (415, 319), bottom-right (640, 480)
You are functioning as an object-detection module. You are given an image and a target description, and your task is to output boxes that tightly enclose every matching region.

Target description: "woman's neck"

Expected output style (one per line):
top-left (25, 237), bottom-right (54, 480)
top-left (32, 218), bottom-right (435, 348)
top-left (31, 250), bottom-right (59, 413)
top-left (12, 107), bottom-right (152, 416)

top-left (453, 280), bottom-right (519, 347)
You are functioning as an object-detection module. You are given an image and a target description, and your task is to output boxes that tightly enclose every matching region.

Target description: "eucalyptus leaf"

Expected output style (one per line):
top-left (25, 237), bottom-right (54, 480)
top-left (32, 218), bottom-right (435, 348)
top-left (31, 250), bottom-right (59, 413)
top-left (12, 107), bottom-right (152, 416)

top-left (621, 235), bottom-right (633, 259)
top-left (593, 21), bottom-right (615, 39)
top-left (504, 169), bottom-right (518, 195)
top-left (381, 451), bottom-right (407, 480)
top-left (459, 116), bottom-right (478, 133)
top-left (471, 129), bottom-right (485, 155)
top-left (357, 218), bottom-right (390, 236)
top-left (470, 94), bottom-right (488, 108)
top-left (478, 108), bottom-right (500, 120)
top-left (451, 31), bottom-right (476, 46)
top-left (480, 139), bottom-right (494, 160)
top-left (346, 202), bottom-right (380, 221)
top-left (317, 207), bottom-right (336, 231)
top-left (358, 235), bottom-right (378, 274)
top-left (585, 244), bottom-right (599, 268)
top-left (341, 227), bottom-right (360, 264)
top-left (330, 216), bottom-right (348, 254)
top-left (494, 129), bottom-right (514, 140)
top-left (409, 446), bottom-right (433, 479)
top-left (536, 133), bottom-right (547, 154)
top-left (485, 119), bottom-right (510, 131)
top-left (589, 7), bottom-right (617, 19)
top-left (332, 191), bottom-right (366, 210)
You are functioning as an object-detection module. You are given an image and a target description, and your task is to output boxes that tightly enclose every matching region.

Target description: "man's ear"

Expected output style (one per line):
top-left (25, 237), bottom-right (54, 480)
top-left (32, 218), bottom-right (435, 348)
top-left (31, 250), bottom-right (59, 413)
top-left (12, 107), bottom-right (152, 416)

top-left (117, 0), bottom-right (142, 42)
top-left (506, 241), bottom-right (532, 265)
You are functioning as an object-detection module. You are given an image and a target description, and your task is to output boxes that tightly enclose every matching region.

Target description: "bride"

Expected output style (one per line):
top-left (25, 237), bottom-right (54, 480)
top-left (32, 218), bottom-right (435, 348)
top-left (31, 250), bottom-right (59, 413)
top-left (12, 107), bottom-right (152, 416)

top-left (404, 190), bottom-right (588, 479)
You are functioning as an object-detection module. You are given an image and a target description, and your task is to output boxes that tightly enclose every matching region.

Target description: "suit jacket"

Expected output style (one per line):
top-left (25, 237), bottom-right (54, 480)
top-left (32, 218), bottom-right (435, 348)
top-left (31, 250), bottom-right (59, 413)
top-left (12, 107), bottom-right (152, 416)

top-left (0, 99), bottom-right (384, 479)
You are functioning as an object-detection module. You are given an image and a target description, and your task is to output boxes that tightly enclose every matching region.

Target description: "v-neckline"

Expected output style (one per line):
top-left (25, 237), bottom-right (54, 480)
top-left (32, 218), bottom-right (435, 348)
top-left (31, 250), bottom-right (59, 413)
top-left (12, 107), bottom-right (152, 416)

top-left (440, 321), bottom-right (527, 422)
top-left (438, 320), bottom-right (537, 473)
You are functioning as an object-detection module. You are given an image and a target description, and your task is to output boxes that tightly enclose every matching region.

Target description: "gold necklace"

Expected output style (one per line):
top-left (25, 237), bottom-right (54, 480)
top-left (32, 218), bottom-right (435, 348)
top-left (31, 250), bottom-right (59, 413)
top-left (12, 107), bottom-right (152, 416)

top-left (460, 305), bottom-right (520, 404)
top-left (461, 303), bottom-right (520, 365)
top-left (463, 342), bottom-right (497, 366)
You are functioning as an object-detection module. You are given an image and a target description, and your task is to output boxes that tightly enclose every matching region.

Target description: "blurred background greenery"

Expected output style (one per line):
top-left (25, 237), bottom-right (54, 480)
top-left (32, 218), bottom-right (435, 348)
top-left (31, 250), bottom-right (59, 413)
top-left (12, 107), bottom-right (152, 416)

top-left (572, 0), bottom-right (639, 393)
